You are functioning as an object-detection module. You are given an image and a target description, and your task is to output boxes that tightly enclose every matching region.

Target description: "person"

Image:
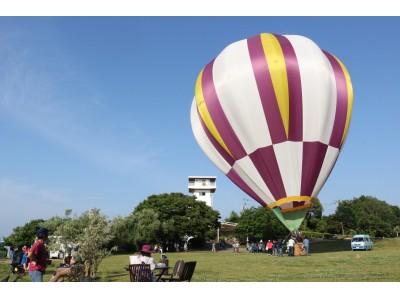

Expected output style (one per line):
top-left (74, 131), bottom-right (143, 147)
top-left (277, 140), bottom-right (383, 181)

top-left (277, 239), bottom-right (283, 257)
top-left (267, 240), bottom-right (273, 256)
top-left (27, 227), bottom-right (49, 282)
top-left (287, 237), bottom-right (295, 256)
top-left (303, 236), bottom-right (310, 256)
top-left (211, 241), bottom-right (216, 252)
top-left (10, 246), bottom-right (23, 273)
top-left (20, 246), bottom-right (29, 272)
top-left (49, 255), bottom-right (79, 282)
top-left (258, 240), bottom-right (264, 253)
top-left (130, 244), bottom-right (156, 281)
top-left (174, 242), bottom-right (180, 252)
top-left (9, 246), bottom-right (14, 264)
top-left (272, 240), bottom-right (278, 256)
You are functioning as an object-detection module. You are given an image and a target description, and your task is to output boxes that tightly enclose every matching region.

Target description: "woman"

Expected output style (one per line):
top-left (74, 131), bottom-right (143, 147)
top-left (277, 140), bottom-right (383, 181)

top-left (130, 244), bottom-right (156, 281)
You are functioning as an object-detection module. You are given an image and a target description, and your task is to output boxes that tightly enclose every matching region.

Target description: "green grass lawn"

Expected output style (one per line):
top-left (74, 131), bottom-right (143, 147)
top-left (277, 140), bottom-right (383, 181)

top-left (2, 238), bottom-right (400, 282)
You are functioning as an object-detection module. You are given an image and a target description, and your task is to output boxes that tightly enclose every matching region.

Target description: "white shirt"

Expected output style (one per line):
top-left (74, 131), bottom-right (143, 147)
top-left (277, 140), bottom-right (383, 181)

top-left (130, 255), bottom-right (156, 271)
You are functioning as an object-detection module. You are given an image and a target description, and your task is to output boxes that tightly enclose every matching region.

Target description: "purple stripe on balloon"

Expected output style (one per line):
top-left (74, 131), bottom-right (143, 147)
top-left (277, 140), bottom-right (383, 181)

top-left (301, 142), bottom-right (328, 196)
top-left (197, 109), bottom-right (235, 166)
top-left (323, 51), bottom-right (348, 149)
top-left (249, 145), bottom-right (287, 200)
top-left (293, 201), bottom-right (305, 208)
top-left (274, 34), bottom-right (303, 142)
top-left (201, 60), bottom-right (247, 160)
top-left (226, 168), bottom-right (268, 207)
top-left (247, 35), bottom-right (287, 144)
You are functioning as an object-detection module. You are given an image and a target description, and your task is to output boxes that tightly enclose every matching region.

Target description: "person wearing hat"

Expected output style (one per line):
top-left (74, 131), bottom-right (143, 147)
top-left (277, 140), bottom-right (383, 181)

top-left (130, 244), bottom-right (156, 281)
top-left (27, 227), bottom-right (49, 282)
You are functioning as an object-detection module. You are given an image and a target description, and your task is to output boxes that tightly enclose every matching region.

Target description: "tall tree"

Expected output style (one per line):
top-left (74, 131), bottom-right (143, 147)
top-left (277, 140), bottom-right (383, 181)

top-left (133, 193), bottom-right (220, 247)
top-left (131, 208), bottom-right (162, 249)
top-left (332, 195), bottom-right (398, 237)
top-left (235, 207), bottom-right (288, 243)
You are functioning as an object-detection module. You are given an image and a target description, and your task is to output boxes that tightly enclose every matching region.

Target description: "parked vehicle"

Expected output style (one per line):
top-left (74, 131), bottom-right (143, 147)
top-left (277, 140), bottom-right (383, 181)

top-left (351, 234), bottom-right (374, 251)
top-left (49, 249), bottom-right (66, 259)
top-left (48, 236), bottom-right (74, 259)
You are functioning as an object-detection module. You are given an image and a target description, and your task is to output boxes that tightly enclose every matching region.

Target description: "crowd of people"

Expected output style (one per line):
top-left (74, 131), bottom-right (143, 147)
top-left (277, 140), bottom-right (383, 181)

top-left (245, 232), bottom-right (310, 256)
top-left (7, 227), bottom-right (84, 282)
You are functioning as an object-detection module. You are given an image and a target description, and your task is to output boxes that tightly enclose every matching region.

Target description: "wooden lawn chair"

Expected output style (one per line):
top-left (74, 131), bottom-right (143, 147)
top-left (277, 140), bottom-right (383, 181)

top-left (161, 261), bottom-right (196, 282)
top-left (160, 259), bottom-right (185, 282)
top-left (128, 264), bottom-right (153, 282)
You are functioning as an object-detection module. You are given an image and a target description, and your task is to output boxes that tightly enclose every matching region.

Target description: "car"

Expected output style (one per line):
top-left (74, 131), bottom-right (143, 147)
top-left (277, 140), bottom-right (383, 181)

top-left (47, 236), bottom-right (73, 259)
top-left (49, 250), bottom-right (65, 259)
top-left (351, 234), bottom-right (374, 251)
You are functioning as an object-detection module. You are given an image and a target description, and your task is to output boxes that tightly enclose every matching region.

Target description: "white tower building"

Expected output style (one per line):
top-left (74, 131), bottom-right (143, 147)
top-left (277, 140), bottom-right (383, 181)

top-left (188, 176), bottom-right (216, 207)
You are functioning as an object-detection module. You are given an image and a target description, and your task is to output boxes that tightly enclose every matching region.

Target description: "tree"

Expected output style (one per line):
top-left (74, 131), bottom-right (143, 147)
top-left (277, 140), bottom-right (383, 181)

top-left (332, 195), bottom-right (399, 237)
top-left (131, 208), bottom-right (162, 249)
top-left (109, 214), bottom-right (136, 252)
top-left (50, 208), bottom-right (116, 278)
top-left (2, 219), bottom-right (45, 247)
top-left (225, 211), bottom-right (240, 223)
top-left (132, 193), bottom-right (220, 248)
top-left (301, 198), bottom-right (327, 233)
top-left (234, 207), bottom-right (288, 243)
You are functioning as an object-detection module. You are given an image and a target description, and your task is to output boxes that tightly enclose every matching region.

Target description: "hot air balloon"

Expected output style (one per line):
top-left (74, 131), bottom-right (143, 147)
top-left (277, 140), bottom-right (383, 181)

top-left (190, 33), bottom-right (353, 232)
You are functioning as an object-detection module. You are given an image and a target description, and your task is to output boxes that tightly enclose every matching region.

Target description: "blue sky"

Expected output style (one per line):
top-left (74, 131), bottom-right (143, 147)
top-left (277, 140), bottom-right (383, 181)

top-left (1, 15), bottom-right (400, 239)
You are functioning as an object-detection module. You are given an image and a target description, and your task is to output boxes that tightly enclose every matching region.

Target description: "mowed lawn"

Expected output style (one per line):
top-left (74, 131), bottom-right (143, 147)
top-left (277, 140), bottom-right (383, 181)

top-left (2, 238), bottom-right (400, 282)
top-left (96, 238), bottom-right (400, 282)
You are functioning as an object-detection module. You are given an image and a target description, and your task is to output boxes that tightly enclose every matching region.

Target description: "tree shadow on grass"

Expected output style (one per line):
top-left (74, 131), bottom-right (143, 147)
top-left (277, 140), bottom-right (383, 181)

top-left (309, 239), bottom-right (351, 253)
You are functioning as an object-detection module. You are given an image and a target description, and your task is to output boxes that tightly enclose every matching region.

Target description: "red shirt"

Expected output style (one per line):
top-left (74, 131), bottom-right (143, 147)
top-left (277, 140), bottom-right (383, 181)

top-left (28, 240), bottom-right (48, 273)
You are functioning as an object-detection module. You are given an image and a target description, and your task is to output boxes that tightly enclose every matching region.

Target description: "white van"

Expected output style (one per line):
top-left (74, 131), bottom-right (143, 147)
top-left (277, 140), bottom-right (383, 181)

top-left (351, 234), bottom-right (374, 251)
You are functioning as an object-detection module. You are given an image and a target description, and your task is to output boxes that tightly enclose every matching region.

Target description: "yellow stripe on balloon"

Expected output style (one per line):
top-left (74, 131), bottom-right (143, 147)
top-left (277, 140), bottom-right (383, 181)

top-left (260, 33), bottom-right (290, 138)
top-left (195, 69), bottom-right (234, 158)
top-left (333, 55), bottom-right (354, 146)
top-left (267, 195), bottom-right (315, 210)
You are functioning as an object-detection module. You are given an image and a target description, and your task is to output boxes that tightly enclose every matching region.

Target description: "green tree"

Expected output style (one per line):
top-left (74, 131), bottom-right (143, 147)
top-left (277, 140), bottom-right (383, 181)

top-left (332, 195), bottom-right (398, 237)
top-left (131, 208), bottom-right (162, 249)
top-left (52, 208), bottom-right (116, 278)
top-left (235, 207), bottom-right (287, 243)
top-left (301, 198), bottom-right (326, 233)
top-left (109, 214), bottom-right (136, 252)
top-left (225, 211), bottom-right (240, 223)
top-left (133, 193), bottom-right (220, 247)
top-left (2, 219), bottom-right (45, 247)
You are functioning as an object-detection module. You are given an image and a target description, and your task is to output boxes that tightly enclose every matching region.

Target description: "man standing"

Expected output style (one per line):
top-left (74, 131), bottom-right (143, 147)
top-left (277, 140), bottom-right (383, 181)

top-left (303, 236), bottom-right (310, 256)
top-left (287, 237), bottom-right (295, 256)
top-left (28, 228), bottom-right (49, 282)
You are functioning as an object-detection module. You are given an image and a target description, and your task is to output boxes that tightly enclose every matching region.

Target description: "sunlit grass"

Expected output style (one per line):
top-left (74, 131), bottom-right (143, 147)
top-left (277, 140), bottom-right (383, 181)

top-left (1, 238), bottom-right (400, 282)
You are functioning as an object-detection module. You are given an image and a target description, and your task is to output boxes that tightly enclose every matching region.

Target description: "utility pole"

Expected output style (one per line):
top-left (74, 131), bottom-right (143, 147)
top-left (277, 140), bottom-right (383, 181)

top-left (242, 198), bottom-right (250, 243)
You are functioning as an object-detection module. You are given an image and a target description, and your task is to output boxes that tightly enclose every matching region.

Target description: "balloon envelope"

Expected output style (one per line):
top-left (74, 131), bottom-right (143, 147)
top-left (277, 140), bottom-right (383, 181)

top-left (190, 33), bottom-right (353, 231)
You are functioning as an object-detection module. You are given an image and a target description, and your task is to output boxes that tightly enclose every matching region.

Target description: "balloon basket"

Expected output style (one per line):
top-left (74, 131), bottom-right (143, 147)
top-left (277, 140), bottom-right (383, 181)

top-left (294, 243), bottom-right (307, 256)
